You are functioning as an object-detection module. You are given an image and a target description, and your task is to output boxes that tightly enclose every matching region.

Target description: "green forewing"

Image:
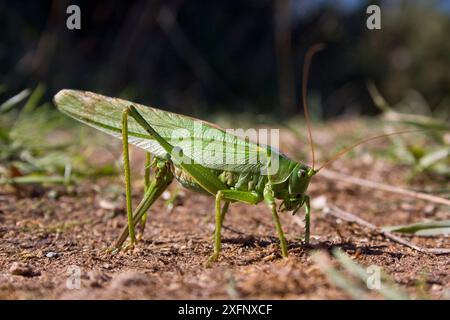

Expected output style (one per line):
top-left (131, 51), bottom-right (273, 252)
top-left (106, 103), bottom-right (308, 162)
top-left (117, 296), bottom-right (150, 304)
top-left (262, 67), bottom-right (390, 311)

top-left (54, 90), bottom-right (290, 175)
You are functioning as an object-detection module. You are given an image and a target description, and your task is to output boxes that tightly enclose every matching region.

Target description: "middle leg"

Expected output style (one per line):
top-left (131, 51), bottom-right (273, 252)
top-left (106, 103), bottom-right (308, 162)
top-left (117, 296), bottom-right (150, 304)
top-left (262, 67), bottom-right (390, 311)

top-left (303, 195), bottom-right (311, 245)
top-left (207, 189), bottom-right (262, 265)
top-left (138, 152), bottom-right (153, 240)
top-left (207, 191), bottom-right (230, 265)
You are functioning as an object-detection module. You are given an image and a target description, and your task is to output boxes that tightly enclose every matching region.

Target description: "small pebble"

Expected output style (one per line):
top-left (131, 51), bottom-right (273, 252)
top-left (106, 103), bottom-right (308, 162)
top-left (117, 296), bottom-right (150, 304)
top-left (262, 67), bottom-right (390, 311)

top-left (431, 284), bottom-right (441, 292)
top-left (263, 253), bottom-right (277, 262)
top-left (46, 251), bottom-right (59, 258)
top-left (47, 189), bottom-right (58, 200)
top-left (98, 199), bottom-right (122, 211)
top-left (162, 191), bottom-right (171, 200)
top-left (311, 195), bottom-right (327, 210)
top-left (9, 262), bottom-right (38, 277)
top-left (110, 272), bottom-right (149, 289)
top-left (424, 204), bottom-right (436, 217)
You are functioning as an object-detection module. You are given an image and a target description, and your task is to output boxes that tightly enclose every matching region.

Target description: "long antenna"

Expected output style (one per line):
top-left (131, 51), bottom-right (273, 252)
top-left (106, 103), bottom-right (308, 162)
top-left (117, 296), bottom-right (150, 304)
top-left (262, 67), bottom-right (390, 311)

top-left (316, 129), bottom-right (425, 171)
top-left (302, 44), bottom-right (324, 170)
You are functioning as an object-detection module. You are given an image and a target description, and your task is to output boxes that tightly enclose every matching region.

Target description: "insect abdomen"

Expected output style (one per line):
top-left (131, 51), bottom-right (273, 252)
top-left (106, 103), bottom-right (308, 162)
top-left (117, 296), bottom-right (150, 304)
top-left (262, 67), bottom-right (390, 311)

top-left (172, 165), bottom-right (265, 195)
top-left (172, 165), bottom-right (212, 194)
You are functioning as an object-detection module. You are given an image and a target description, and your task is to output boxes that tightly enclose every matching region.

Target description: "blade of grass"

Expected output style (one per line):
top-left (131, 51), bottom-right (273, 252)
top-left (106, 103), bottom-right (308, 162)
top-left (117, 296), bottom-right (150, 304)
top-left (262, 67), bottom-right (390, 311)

top-left (418, 147), bottom-right (450, 170)
top-left (0, 175), bottom-right (74, 185)
top-left (310, 251), bottom-right (370, 299)
top-left (332, 249), bottom-right (410, 300)
top-left (22, 84), bottom-right (45, 114)
top-left (382, 220), bottom-right (450, 236)
top-left (0, 89), bottom-right (30, 114)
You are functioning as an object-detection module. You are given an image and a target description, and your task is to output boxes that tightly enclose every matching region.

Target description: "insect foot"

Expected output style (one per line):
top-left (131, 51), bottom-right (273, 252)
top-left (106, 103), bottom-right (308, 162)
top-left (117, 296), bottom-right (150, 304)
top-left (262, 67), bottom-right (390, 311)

top-left (205, 253), bottom-right (220, 268)
top-left (106, 242), bottom-right (135, 255)
top-left (122, 242), bottom-right (136, 252)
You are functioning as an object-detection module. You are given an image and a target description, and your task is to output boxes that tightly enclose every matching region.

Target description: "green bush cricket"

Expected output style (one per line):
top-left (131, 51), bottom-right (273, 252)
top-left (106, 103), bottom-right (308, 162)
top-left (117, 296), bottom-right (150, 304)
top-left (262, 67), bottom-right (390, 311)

top-left (54, 88), bottom-right (316, 263)
top-left (53, 46), bottom-right (417, 263)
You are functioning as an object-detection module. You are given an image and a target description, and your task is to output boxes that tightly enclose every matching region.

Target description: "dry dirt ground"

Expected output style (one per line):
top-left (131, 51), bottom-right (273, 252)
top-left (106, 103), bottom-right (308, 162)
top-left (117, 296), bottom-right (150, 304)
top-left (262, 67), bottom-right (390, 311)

top-left (0, 121), bottom-right (449, 299)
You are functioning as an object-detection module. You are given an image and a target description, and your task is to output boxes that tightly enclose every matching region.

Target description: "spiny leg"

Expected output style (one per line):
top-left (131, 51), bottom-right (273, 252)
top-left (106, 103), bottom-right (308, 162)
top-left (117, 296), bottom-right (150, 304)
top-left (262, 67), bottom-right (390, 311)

top-left (144, 152), bottom-right (152, 190)
top-left (127, 105), bottom-right (227, 195)
top-left (303, 195), bottom-right (311, 245)
top-left (113, 160), bottom-right (173, 250)
top-left (138, 152), bottom-right (152, 240)
top-left (270, 205), bottom-right (288, 258)
top-left (219, 201), bottom-right (229, 226)
top-left (207, 191), bottom-right (229, 265)
top-left (206, 189), bottom-right (261, 265)
top-left (121, 109), bottom-right (136, 244)
top-left (264, 184), bottom-right (288, 258)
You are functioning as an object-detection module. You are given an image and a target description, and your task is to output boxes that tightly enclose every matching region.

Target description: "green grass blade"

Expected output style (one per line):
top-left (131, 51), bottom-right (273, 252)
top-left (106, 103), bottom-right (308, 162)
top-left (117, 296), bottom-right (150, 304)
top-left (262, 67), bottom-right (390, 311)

top-left (311, 251), bottom-right (369, 299)
top-left (418, 147), bottom-right (450, 169)
top-left (0, 89), bottom-right (30, 114)
top-left (22, 84), bottom-right (46, 114)
top-left (382, 220), bottom-right (450, 236)
top-left (332, 249), bottom-right (410, 300)
top-left (0, 175), bottom-right (73, 185)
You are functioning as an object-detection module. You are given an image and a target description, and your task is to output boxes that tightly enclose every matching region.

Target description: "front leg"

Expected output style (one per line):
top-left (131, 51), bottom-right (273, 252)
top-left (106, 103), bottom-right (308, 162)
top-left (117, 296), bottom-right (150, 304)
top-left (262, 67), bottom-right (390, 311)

top-left (206, 189), bottom-right (261, 265)
top-left (138, 152), bottom-right (153, 240)
top-left (207, 191), bottom-right (229, 265)
top-left (264, 183), bottom-right (288, 258)
top-left (303, 195), bottom-right (311, 245)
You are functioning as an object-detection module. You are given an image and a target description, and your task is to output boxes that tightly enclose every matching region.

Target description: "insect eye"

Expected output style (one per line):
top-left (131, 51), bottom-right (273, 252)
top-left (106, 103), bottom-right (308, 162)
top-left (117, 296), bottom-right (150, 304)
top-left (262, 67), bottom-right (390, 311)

top-left (298, 169), bottom-right (306, 178)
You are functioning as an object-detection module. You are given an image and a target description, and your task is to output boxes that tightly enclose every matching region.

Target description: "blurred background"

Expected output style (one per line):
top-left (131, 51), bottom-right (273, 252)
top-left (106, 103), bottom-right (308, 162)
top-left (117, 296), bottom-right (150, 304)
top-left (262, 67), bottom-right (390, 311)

top-left (1, 0), bottom-right (449, 119)
top-left (1, 0), bottom-right (449, 184)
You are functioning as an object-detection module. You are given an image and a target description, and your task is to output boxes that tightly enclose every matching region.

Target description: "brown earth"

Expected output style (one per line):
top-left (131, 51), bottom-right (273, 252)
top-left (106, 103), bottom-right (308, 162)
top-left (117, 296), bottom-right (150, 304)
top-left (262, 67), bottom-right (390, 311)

top-left (0, 121), bottom-right (449, 299)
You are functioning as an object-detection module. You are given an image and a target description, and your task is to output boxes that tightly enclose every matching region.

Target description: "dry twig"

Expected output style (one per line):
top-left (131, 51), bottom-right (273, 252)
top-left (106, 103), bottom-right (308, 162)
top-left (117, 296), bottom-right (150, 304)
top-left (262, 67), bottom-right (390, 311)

top-left (324, 204), bottom-right (450, 255)
top-left (321, 169), bottom-right (450, 207)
